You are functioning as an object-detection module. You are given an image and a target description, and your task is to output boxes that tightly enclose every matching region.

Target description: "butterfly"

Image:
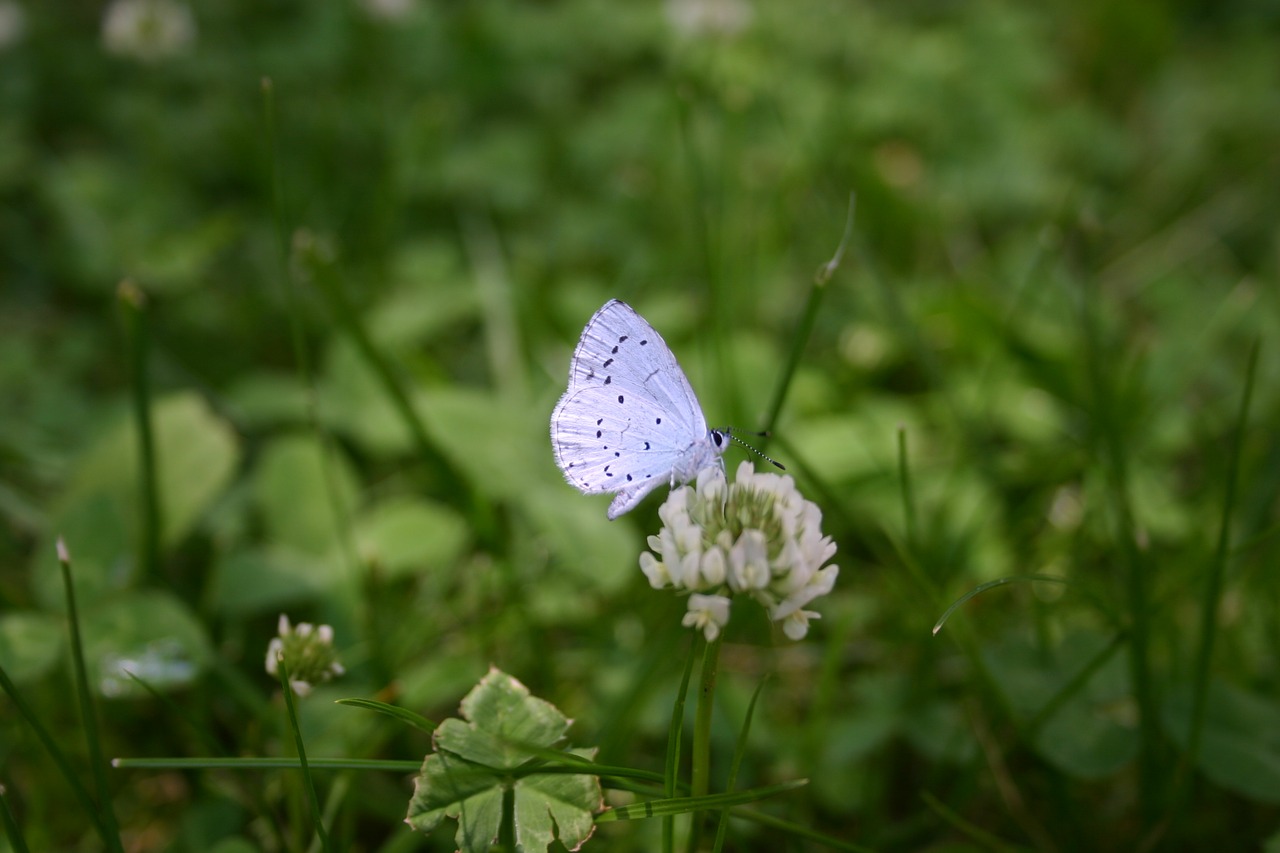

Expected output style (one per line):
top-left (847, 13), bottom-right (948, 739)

top-left (550, 299), bottom-right (728, 519)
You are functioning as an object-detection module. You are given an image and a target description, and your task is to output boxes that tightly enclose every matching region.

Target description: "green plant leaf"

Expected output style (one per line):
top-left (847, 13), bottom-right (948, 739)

top-left (252, 434), bottom-right (359, 556)
top-left (62, 391), bottom-right (239, 549)
top-left (80, 590), bottom-right (213, 698)
top-left (353, 496), bottom-right (470, 579)
top-left (31, 493), bottom-right (133, 611)
top-left (209, 547), bottom-right (344, 615)
top-left (1162, 679), bottom-right (1280, 804)
top-left (151, 393), bottom-right (241, 547)
top-left (416, 388), bottom-right (545, 503)
top-left (983, 629), bottom-right (1137, 779)
top-left (0, 611), bottom-right (64, 683)
top-left (406, 668), bottom-right (601, 853)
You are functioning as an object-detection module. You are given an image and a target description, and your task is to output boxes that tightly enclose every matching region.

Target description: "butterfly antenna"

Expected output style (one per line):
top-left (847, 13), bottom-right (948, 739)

top-left (724, 428), bottom-right (785, 471)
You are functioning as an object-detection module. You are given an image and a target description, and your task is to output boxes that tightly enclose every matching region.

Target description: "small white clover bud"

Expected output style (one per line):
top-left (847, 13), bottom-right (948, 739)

top-left (780, 609), bottom-right (820, 641)
top-left (682, 594), bottom-right (731, 642)
top-left (639, 551), bottom-right (670, 589)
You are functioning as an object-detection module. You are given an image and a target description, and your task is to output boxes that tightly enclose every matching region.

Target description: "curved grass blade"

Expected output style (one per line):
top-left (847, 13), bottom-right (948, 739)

top-left (663, 640), bottom-right (698, 853)
top-left (921, 790), bottom-right (1027, 853)
top-left (762, 192), bottom-right (856, 438)
top-left (335, 697), bottom-right (437, 735)
top-left (712, 676), bottom-right (769, 853)
top-left (932, 575), bottom-right (1070, 636)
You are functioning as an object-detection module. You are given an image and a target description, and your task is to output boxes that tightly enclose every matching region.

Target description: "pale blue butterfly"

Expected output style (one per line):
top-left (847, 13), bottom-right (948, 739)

top-left (550, 299), bottom-right (728, 519)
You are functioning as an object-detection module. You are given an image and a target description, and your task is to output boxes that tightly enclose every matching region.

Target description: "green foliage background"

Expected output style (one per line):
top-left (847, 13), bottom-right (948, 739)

top-left (2, 0), bottom-right (1279, 850)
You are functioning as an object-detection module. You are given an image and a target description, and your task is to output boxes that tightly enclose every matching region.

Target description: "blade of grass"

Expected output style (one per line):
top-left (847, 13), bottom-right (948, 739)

top-left (723, 805), bottom-right (878, 853)
top-left (1074, 270), bottom-right (1161, 821)
top-left (761, 193), bottom-right (855, 440)
top-left (931, 575), bottom-right (1071, 636)
top-left (260, 81), bottom-right (380, 689)
top-left (897, 427), bottom-right (920, 557)
top-left (711, 676), bottom-right (769, 853)
top-left (0, 783), bottom-right (31, 853)
top-left (462, 209), bottom-right (525, 402)
top-left (334, 698), bottom-right (437, 735)
top-left (121, 671), bottom-right (289, 851)
top-left (274, 655), bottom-right (331, 852)
top-left (1188, 338), bottom-right (1260, 757)
top-left (0, 662), bottom-right (114, 847)
top-left (1024, 630), bottom-right (1127, 738)
top-left (299, 244), bottom-right (460, 482)
top-left (117, 281), bottom-right (159, 581)
top-left (312, 773), bottom-right (350, 853)
top-left (122, 670), bottom-right (226, 757)
top-left (687, 635), bottom-right (722, 852)
top-left (113, 757), bottom-right (422, 772)
top-left (663, 637), bottom-right (698, 853)
top-left (920, 790), bottom-right (1029, 853)
top-left (1146, 339), bottom-right (1261, 850)
top-left (57, 539), bottom-right (124, 853)
top-left (597, 779), bottom-right (807, 822)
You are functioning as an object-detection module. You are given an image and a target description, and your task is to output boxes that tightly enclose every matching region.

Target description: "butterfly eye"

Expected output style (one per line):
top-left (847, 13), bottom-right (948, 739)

top-left (711, 430), bottom-right (724, 447)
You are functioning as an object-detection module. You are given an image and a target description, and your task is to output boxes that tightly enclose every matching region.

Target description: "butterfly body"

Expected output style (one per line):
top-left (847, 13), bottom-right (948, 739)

top-left (551, 299), bottom-right (726, 519)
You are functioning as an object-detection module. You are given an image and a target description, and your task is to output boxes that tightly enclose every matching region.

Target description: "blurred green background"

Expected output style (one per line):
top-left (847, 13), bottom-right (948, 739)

top-left (2, 0), bottom-right (1279, 850)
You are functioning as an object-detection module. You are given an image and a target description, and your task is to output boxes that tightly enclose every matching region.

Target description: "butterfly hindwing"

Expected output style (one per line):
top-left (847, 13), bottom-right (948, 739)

top-left (552, 386), bottom-right (695, 494)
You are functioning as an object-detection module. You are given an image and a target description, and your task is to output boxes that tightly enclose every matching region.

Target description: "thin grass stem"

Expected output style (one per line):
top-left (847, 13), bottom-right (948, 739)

top-left (663, 639), bottom-right (698, 853)
top-left (0, 663), bottom-right (113, 846)
top-left (57, 539), bottom-right (125, 852)
top-left (761, 193), bottom-right (855, 439)
top-left (711, 676), bottom-right (768, 853)
top-left (0, 783), bottom-right (31, 853)
top-left (117, 280), bottom-right (159, 580)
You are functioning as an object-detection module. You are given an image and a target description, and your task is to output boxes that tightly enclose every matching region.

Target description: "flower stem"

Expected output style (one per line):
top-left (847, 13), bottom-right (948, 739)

top-left (688, 634), bottom-right (722, 851)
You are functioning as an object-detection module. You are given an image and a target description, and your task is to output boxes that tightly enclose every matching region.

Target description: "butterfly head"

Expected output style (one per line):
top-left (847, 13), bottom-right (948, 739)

top-left (716, 428), bottom-right (786, 471)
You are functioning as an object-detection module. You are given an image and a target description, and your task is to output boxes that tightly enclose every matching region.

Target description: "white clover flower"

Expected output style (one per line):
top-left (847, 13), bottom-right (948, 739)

top-left (682, 594), bottom-right (731, 642)
top-left (102, 0), bottom-right (196, 62)
top-left (638, 462), bottom-right (839, 641)
top-left (265, 614), bottom-right (345, 697)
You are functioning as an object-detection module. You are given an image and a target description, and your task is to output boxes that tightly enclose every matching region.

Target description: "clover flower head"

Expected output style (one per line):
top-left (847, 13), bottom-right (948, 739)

top-left (638, 462), bottom-right (839, 641)
top-left (265, 614), bottom-right (345, 697)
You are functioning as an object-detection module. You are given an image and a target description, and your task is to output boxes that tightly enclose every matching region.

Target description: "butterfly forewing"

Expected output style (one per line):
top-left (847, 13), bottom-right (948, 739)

top-left (562, 300), bottom-right (706, 434)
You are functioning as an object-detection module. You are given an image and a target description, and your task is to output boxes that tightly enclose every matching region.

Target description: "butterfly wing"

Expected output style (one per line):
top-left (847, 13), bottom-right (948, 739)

top-left (551, 300), bottom-right (710, 515)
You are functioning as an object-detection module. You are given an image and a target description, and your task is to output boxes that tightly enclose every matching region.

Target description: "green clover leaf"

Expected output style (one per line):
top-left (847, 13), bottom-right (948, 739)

top-left (406, 668), bottom-right (602, 852)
